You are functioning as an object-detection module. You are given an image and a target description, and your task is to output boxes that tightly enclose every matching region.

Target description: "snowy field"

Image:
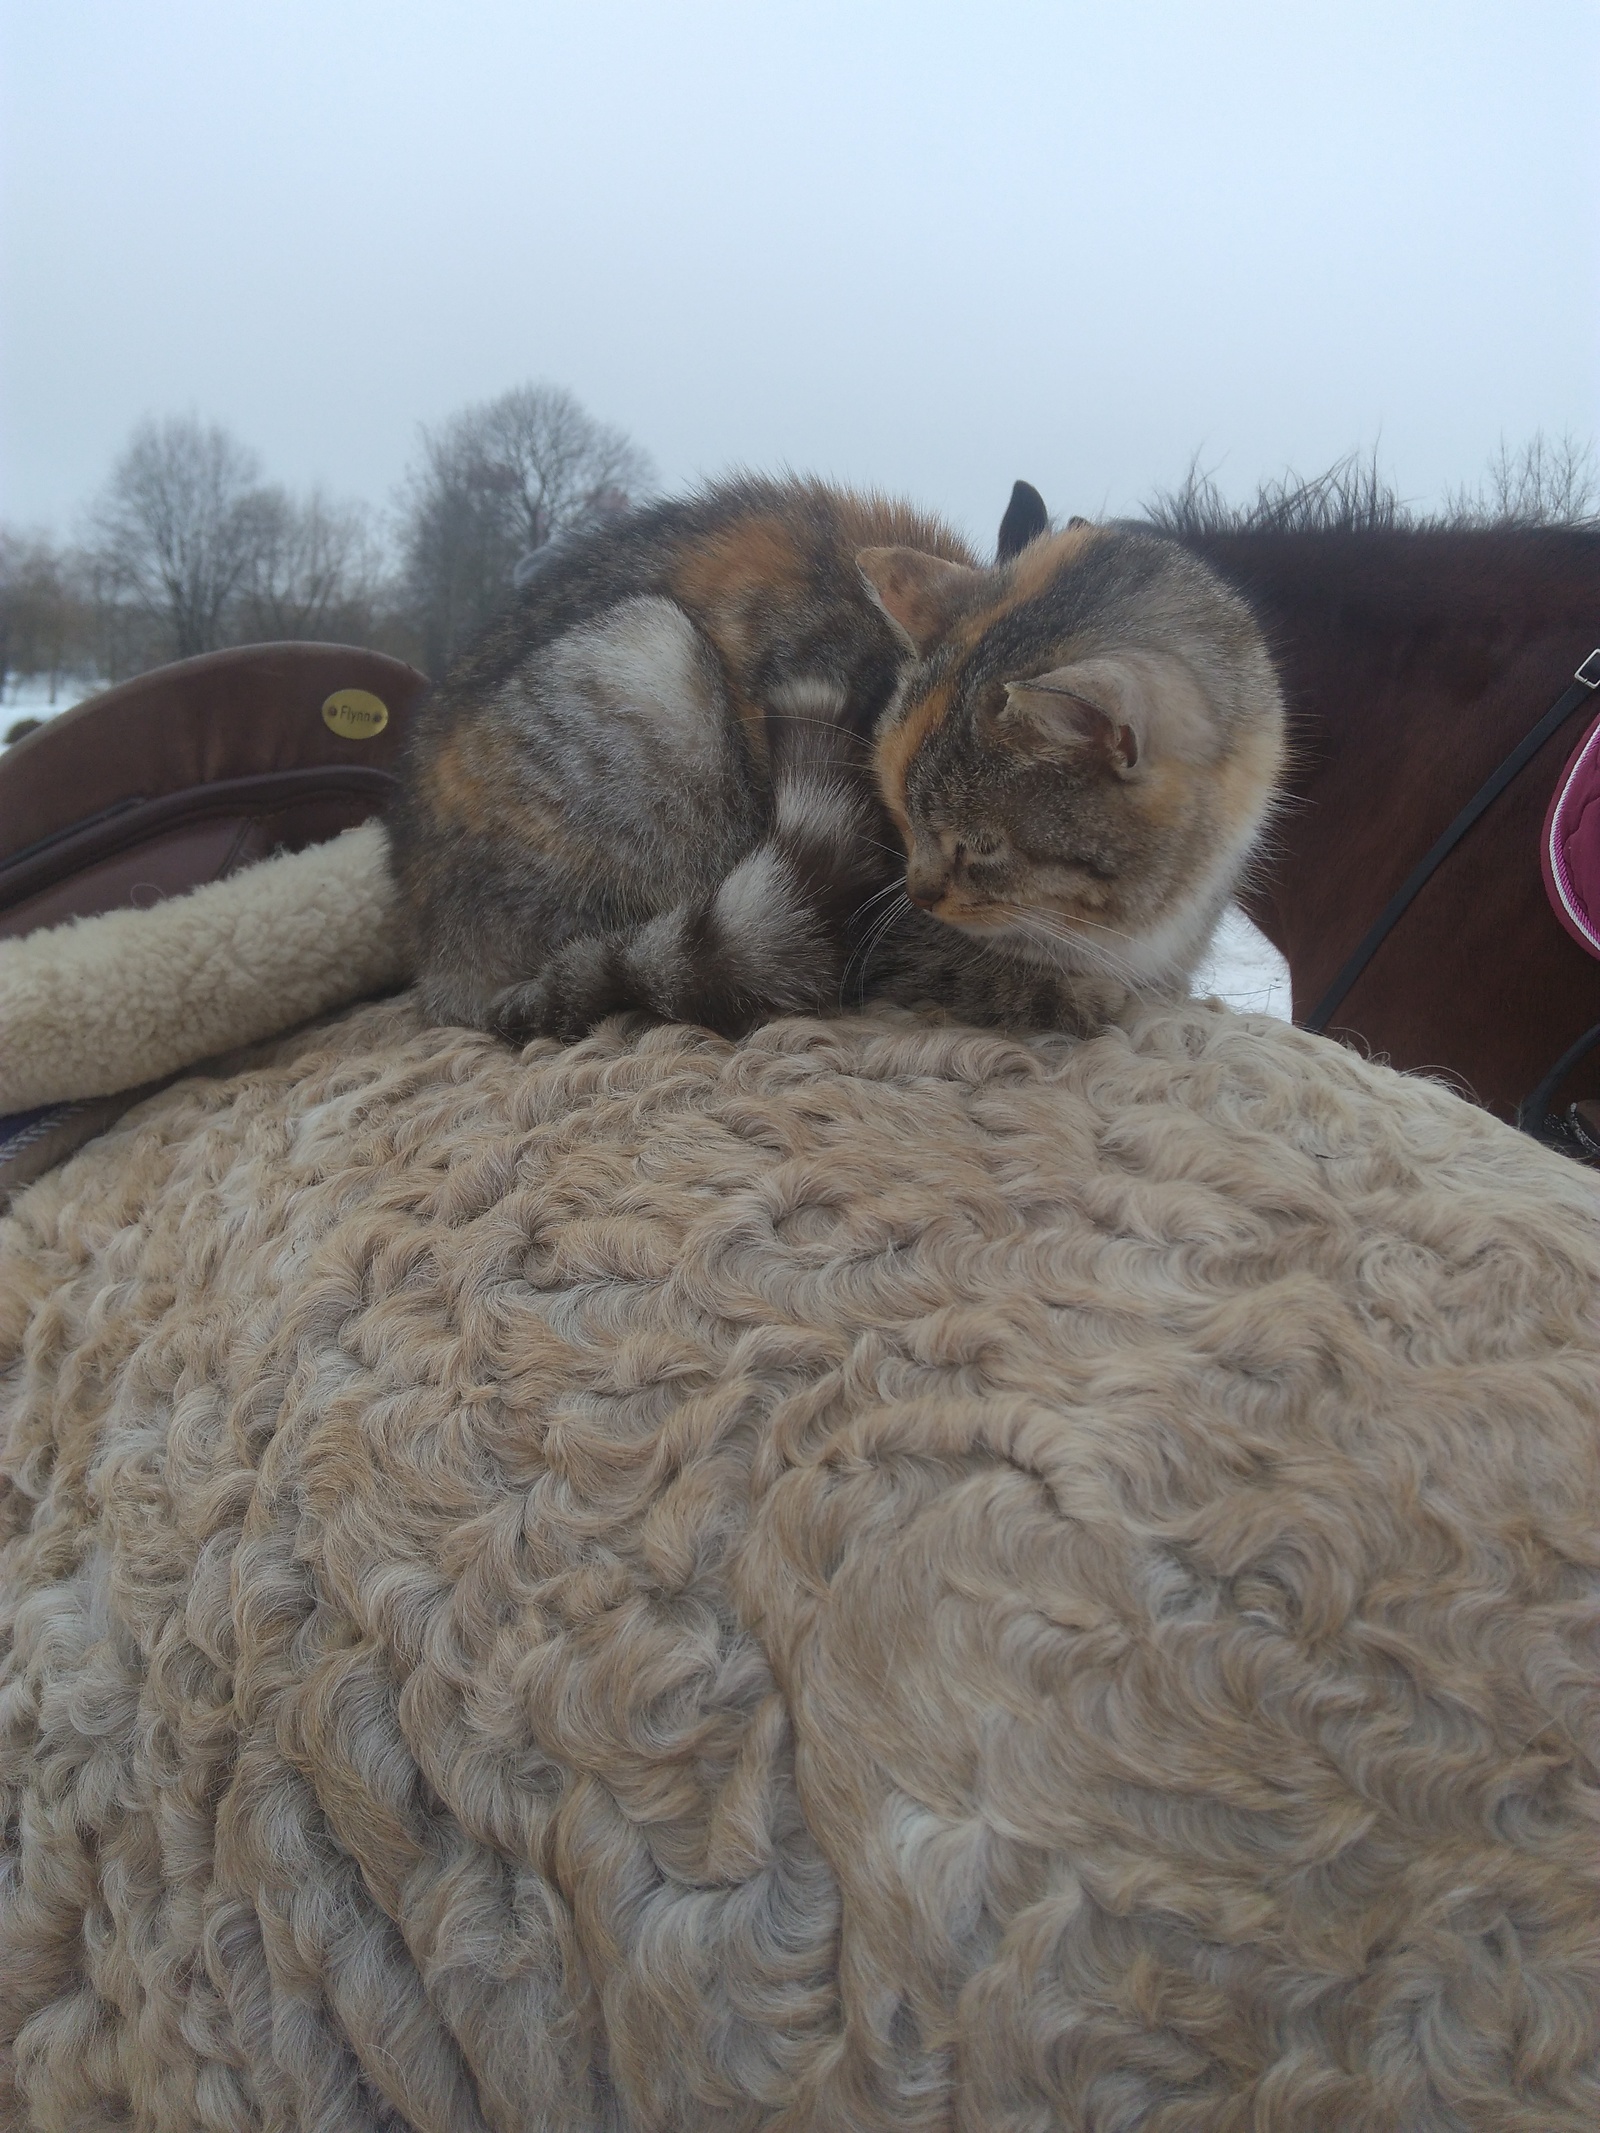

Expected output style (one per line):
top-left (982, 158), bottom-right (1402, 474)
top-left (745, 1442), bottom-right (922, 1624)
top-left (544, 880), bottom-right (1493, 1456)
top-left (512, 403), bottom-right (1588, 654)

top-left (1191, 904), bottom-right (1293, 1021)
top-left (3, 678), bottom-right (1294, 1021)
top-left (2, 675), bottom-right (98, 722)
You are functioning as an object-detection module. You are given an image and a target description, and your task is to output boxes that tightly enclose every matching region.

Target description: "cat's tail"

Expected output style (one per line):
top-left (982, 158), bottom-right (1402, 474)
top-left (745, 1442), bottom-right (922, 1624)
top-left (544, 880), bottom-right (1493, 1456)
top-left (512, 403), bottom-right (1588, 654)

top-left (491, 723), bottom-right (905, 1042)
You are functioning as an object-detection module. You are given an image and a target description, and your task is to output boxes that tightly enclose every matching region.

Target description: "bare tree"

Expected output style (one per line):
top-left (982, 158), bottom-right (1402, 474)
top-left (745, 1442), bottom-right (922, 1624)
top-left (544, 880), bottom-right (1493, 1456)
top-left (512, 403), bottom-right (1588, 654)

top-left (0, 529), bottom-right (92, 701)
top-left (475, 383), bottom-right (653, 566)
top-left (89, 417), bottom-right (279, 660)
top-left (74, 543), bottom-right (167, 683)
top-left (400, 383), bottom-right (654, 673)
top-left (1444, 433), bottom-right (1598, 528)
top-left (237, 489), bottom-right (386, 643)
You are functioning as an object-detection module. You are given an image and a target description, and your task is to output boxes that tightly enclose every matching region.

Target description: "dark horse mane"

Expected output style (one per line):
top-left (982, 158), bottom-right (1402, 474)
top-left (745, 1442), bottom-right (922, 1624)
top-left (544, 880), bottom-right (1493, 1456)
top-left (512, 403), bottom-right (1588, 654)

top-left (1145, 446), bottom-right (1600, 539)
top-left (1135, 464), bottom-right (1600, 1120)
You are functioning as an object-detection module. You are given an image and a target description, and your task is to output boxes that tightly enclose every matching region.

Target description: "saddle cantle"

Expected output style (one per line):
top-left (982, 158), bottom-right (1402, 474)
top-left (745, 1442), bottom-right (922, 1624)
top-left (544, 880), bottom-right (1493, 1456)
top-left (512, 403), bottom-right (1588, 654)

top-left (0, 641), bottom-right (427, 940)
top-left (0, 642), bottom-right (429, 1207)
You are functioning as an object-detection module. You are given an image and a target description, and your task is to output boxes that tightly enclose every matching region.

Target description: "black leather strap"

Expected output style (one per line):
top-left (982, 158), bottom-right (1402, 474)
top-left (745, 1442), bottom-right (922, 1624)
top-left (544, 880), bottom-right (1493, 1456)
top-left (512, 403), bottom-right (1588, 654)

top-left (1515, 1018), bottom-right (1600, 1138)
top-left (1305, 649), bottom-right (1600, 1033)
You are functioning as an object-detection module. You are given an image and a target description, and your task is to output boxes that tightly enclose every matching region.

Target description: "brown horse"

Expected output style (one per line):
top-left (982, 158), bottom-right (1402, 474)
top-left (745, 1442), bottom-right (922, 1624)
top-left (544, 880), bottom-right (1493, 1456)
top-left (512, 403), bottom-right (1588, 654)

top-left (1168, 520), bottom-right (1600, 1128)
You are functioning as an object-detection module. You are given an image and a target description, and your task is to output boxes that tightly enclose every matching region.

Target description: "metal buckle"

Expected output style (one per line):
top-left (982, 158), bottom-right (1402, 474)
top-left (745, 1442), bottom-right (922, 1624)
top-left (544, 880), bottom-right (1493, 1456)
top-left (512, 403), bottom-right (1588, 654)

top-left (1578, 648), bottom-right (1600, 689)
top-left (1562, 1102), bottom-right (1600, 1165)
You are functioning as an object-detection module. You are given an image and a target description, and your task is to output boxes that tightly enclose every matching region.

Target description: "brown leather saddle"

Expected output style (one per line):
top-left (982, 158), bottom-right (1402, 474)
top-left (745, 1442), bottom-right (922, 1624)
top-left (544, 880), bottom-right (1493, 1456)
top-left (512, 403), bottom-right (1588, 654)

top-left (0, 640), bottom-right (429, 1201)
top-left (1, 640), bottom-right (428, 940)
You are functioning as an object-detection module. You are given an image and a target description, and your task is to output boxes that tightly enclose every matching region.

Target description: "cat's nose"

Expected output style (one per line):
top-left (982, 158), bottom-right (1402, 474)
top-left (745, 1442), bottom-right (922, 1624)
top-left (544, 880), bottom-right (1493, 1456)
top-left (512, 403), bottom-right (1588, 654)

top-left (906, 874), bottom-right (944, 909)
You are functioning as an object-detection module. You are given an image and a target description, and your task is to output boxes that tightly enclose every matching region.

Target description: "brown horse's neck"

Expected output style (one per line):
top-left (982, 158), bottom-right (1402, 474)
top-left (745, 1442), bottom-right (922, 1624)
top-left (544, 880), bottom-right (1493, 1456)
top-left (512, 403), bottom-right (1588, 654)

top-left (1185, 524), bottom-right (1600, 1116)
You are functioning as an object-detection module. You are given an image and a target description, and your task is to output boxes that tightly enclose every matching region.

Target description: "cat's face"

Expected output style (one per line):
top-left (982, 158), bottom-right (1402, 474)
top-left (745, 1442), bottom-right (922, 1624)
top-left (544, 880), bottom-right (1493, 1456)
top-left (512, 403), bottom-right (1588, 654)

top-left (859, 527), bottom-right (1284, 989)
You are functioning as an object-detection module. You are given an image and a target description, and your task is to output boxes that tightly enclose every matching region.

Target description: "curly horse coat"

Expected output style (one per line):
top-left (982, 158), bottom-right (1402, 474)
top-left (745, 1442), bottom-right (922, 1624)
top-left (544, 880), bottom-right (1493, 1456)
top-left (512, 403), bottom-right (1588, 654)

top-left (1, 998), bottom-right (1598, 2130)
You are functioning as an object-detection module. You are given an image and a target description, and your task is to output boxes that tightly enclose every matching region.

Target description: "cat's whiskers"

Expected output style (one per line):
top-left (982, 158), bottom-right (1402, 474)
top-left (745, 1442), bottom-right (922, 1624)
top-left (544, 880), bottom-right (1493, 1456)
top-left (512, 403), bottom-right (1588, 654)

top-left (844, 881), bottom-right (909, 960)
top-left (841, 888), bottom-right (913, 1005)
top-left (855, 875), bottom-right (909, 912)
top-left (764, 711), bottom-right (870, 735)
top-left (846, 897), bottom-right (910, 1002)
top-left (763, 712), bottom-right (876, 755)
top-left (998, 902), bottom-right (1138, 947)
top-left (999, 906), bottom-right (1143, 986)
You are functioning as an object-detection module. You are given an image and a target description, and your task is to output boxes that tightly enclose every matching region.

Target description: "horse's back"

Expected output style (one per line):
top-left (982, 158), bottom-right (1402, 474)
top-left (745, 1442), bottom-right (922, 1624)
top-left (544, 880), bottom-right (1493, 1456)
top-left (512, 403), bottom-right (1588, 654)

top-left (2, 998), bottom-right (1597, 2130)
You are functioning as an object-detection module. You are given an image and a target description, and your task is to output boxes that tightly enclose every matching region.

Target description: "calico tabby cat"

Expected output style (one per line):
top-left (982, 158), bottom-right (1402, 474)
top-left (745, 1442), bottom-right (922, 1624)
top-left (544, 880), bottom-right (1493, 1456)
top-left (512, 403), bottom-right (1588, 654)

top-left (390, 475), bottom-right (1283, 1041)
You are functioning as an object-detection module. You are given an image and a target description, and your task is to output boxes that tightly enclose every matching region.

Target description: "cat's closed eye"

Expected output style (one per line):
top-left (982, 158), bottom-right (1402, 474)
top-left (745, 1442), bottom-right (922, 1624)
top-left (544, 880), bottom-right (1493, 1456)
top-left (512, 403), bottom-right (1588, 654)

top-left (956, 834), bottom-right (1003, 864)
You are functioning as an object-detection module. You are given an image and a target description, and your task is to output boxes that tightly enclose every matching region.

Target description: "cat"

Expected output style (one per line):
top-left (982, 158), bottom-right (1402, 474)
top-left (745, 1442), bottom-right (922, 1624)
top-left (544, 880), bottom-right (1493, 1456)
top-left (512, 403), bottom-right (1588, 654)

top-left (389, 475), bottom-right (1284, 1043)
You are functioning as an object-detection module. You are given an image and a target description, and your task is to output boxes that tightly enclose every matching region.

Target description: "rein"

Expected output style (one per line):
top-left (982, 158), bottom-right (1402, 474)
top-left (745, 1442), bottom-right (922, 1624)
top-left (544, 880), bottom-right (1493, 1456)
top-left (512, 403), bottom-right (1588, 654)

top-left (1304, 647), bottom-right (1600, 1035)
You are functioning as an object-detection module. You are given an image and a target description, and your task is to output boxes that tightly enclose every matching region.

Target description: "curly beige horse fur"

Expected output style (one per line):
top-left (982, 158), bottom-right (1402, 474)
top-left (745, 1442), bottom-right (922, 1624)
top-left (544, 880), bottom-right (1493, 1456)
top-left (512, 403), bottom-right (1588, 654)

top-left (2, 995), bottom-right (1598, 2130)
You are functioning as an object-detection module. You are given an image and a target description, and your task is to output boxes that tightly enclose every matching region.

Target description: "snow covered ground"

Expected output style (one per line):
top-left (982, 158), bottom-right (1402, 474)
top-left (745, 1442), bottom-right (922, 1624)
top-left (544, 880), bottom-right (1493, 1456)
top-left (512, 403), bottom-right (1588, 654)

top-left (2, 675), bottom-right (99, 727)
top-left (2, 675), bottom-right (1293, 1020)
top-left (1191, 903), bottom-right (1293, 1021)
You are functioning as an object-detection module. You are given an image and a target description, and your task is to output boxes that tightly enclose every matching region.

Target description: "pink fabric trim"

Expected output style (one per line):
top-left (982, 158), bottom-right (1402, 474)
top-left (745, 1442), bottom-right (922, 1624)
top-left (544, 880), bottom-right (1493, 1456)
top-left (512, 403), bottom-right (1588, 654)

top-left (1542, 710), bottom-right (1600, 960)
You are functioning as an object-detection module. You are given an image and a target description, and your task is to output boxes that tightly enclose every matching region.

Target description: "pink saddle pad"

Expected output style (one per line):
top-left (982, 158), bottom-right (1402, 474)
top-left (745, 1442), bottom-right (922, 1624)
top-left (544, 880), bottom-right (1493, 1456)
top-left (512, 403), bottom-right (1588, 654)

top-left (1544, 710), bottom-right (1600, 959)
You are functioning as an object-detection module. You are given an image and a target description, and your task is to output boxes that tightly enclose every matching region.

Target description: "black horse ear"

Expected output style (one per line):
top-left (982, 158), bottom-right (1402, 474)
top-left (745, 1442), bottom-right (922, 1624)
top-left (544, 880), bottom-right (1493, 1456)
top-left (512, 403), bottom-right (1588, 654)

top-left (996, 480), bottom-right (1050, 562)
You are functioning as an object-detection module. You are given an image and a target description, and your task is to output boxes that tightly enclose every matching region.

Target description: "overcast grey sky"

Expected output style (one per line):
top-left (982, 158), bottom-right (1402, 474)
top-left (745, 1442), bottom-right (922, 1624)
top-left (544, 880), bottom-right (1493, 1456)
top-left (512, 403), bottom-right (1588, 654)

top-left (3, 0), bottom-right (1596, 549)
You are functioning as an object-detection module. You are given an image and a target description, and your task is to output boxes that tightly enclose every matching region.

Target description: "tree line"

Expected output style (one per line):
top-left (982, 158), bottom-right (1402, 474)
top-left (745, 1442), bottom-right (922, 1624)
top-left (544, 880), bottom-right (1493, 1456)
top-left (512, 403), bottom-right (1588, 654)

top-left (0, 384), bottom-right (656, 718)
top-left (7, 407), bottom-right (1590, 739)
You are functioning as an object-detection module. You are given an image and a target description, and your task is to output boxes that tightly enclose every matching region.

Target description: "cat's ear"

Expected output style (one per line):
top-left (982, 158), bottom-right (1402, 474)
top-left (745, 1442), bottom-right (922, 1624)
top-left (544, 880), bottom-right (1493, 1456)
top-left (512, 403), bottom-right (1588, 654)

top-left (996, 480), bottom-right (1050, 561)
top-left (999, 659), bottom-right (1150, 776)
top-left (857, 548), bottom-right (983, 653)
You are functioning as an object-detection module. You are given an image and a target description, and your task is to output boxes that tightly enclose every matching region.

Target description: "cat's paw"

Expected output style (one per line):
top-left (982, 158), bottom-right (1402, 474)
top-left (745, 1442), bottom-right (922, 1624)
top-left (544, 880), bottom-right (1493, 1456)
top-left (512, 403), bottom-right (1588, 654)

top-left (488, 939), bottom-right (633, 1046)
top-left (488, 977), bottom-right (570, 1046)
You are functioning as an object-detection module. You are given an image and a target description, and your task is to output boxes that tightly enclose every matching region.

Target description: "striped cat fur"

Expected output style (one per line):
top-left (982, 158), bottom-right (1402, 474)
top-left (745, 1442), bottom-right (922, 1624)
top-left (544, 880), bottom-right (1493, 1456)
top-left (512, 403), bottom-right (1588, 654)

top-left (390, 478), bottom-right (1284, 1043)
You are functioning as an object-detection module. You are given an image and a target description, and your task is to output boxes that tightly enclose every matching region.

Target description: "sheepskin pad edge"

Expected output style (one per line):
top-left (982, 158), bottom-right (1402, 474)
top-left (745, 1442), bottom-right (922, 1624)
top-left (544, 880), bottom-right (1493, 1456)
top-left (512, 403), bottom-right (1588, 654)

top-left (0, 821), bottom-right (404, 1111)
